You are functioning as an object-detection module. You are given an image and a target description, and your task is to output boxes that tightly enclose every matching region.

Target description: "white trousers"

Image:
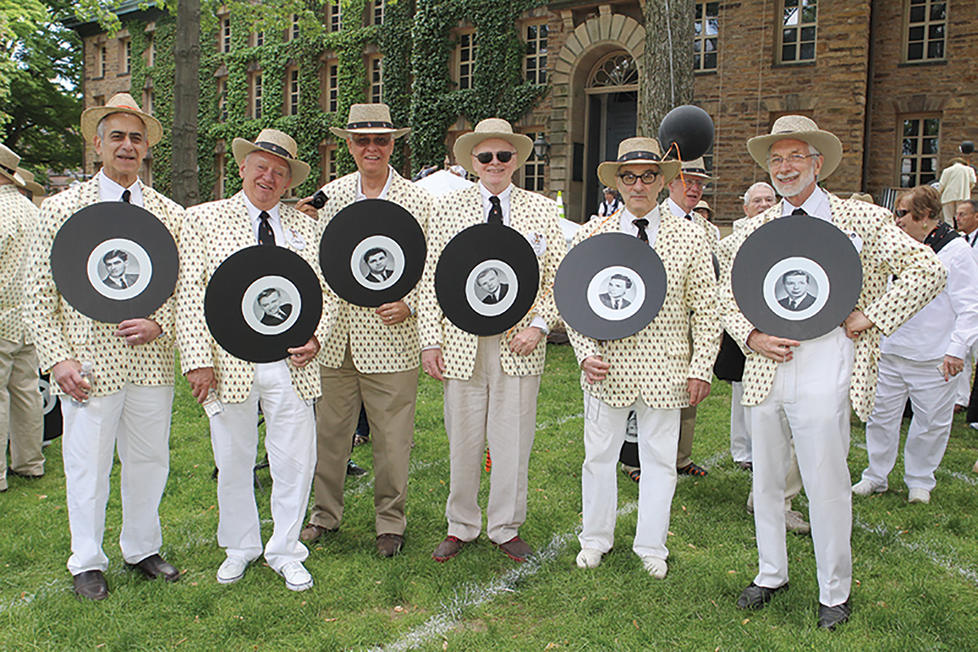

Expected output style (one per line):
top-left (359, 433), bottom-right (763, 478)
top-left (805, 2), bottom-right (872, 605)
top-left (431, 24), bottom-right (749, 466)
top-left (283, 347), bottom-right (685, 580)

top-left (954, 341), bottom-right (977, 407)
top-left (579, 392), bottom-right (680, 560)
top-left (862, 355), bottom-right (956, 492)
top-left (209, 361), bottom-right (315, 571)
top-left (729, 381), bottom-right (751, 463)
top-left (747, 327), bottom-right (853, 607)
top-left (61, 384), bottom-right (173, 574)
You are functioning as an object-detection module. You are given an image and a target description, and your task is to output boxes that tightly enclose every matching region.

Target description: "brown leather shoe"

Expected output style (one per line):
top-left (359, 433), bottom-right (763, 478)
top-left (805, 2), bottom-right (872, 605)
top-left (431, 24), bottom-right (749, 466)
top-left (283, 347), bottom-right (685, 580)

top-left (376, 533), bottom-right (404, 557)
top-left (129, 554), bottom-right (179, 582)
top-left (432, 535), bottom-right (467, 562)
top-left (73, 570), bottom-right (109, 600)
top-left (494, 536), bottom-right (532, 562)
top-left (300, 523), bottom-right (336, 543)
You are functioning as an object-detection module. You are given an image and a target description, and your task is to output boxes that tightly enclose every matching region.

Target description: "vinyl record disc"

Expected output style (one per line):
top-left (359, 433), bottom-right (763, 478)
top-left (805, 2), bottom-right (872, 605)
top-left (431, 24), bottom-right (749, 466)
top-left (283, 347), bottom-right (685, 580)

top-left (731, 215), bottom-right (862, 341)
top-left (320, 199), bottom-right (426, 307)
top-left (38, 373), bottom-right (62, 441)
top-left (205, 246), bottom-right (323, 363)
top-left (554, 233), bottom-right (667, 341)
top-left (50, 202), bottom-right (178, 323)
top-left (434, 223), bottom-right (540, 336)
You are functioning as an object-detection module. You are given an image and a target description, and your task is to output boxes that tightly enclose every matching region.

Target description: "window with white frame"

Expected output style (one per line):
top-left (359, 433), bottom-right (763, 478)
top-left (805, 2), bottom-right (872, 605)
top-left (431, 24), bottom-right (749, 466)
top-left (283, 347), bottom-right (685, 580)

top-left (899, 116), bottom-right (940, 187)
top-left (287, 68), bottom-right (300, 115)
top-left (521, 130), bottom-right (545, 192)
top-left (220, 16), bottom-right (231, 53)
top-left (905, 0), bottom-right (946, 62)
top-left (693, 2), bottom-right (719, 71)
top-left (456, 30), bottom-right (476, 90)
top-left (370, 56), bottom-right (383, 103)
top-left (524, 22), bottom-right (547, 84)
top-left (250, 70), bottom-right (262, 119)
top-left (778, 0), bottom-right (817, 63)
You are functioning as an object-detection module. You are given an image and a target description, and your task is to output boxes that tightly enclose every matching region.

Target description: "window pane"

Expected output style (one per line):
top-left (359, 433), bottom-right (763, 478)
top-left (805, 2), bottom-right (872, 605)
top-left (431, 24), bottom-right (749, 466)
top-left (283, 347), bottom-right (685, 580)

top-left (924, 119), bottom-right (940, 135)
top-left (922, 138), bottom-right (938, 154)
top-left (783, 28), bottom-right (797, 43)
top-left (909, 5), bottom-right (925, 22)
top-left (903, 120), bottom-right (919, 137)
top-left (801, 26), bottom-right (815, 41)
top-left (801, 5), bottom-right (816, 23)
top-left (782, 45), bottom-right (796, 61)
top-left (927, 41), bottom-right (943, 59)
top-left (903, 138), bottom-right (917, 155)
top-left (907, 42), bottom-right (923, 59)
top-left (800, 43), bottom-right (815, 59)
top-left (930, 2), bottom-right (946, 21)
top-left (704, 52), bottom-right (717, 69)
top-left (707, 18), bottom-right (719, 35)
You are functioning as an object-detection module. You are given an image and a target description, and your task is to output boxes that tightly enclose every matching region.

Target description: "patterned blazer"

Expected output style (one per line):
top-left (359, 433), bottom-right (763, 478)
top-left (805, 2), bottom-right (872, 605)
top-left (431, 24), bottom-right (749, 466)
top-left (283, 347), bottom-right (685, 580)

top-left (566, 207), bottom-right (721, 409)
top-left (0, 185), bottom-right (39, 343)
top-left (316, 170), bottom-right (431, 374)
top-left (689, 211), bottom-right (720, 253)
top-left (27, 176), bottom-right (184, 396)
top-left (177, 192), bottom-right (331, 403)
top-left (418, 184), bottom-right (565, 379)
top-left (717, 191), bottom-right (947, 420)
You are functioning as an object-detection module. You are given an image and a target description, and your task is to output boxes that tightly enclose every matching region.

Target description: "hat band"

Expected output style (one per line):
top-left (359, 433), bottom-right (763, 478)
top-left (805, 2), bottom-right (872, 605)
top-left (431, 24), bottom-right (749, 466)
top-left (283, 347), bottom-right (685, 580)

top-left (0, 163), bottom-right (18, 176)
top-left (255, 141), bottom-right (294, 160)
top-left (684, 167), bottom-right (709, 175)
top-left (346, 121), bottom-right (394, 130)
top-left (618, 150), bottom-right (661, 163)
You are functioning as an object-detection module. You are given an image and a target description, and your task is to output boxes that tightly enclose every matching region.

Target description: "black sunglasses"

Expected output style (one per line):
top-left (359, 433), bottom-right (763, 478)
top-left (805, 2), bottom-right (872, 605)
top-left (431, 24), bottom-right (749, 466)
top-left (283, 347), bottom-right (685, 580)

top-left (894, 208), bottom-right (910, 217)
top-left (353, 135), bottom-right (391, 147)
top-left (474, 150), bottom-right (515, 164)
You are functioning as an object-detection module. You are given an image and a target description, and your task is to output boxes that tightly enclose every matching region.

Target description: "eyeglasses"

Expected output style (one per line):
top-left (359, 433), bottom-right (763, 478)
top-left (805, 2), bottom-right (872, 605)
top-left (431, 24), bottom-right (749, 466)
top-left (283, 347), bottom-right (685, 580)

top-left (767, 153), bottom-right (819, 168)
top-left (618, 170), bottom-right (659, 185)
top-left (894, 208), bottom-right (911, 218)
top-left (353, 135), bottom-right (391, 147)
top-left (474, 150), bottom-right (515, 164)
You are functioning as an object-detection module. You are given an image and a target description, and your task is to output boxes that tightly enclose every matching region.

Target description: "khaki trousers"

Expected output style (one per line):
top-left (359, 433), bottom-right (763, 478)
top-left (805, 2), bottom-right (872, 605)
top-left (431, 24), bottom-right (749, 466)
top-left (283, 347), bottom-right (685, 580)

top-left (310, 346), bottom-right (418, 536)
top-left (676, 405), bottom-right (696, 468)
top-left (443, 335), bottom-right (540, 543)
top-left (0, 337), bottom-right (43, 489)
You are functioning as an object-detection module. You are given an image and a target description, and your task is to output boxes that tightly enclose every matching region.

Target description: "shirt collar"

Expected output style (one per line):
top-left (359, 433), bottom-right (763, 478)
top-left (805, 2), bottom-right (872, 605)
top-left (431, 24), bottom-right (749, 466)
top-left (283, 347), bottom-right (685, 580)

top-left (97, 169), bottom-right (143, 206)
top-left (666, 196), bottom-right (692, 219)
top-left (355, 166), bottom-right (395, 201)
top-left (478, 181), bottom-right (513, 204)
top-left (241, 192), bottom-right (281, 222)
top-left (781, 185), bottom-right (831, 220)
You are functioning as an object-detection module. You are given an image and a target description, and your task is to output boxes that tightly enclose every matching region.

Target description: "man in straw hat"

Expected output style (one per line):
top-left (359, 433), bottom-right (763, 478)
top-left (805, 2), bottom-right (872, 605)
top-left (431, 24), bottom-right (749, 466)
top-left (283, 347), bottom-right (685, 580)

top-left (26, 93), bottom-right (184, 600)
top-left (718, 115), bottom-right (946, 628)
top-left (418, 117), bottom-right (565, 563)
top-left (296, 103), bottom-right (431, 558)
top-left (0, 144), bottom-right (44, 494)
top-left (177, 128), bottom-right (329, 592)
top-left (567, 137), bottom-right (720, 578)
top-left (937, 143), bottom-right (977, 226)
top-left (14, 167), bottom-right (45, 202)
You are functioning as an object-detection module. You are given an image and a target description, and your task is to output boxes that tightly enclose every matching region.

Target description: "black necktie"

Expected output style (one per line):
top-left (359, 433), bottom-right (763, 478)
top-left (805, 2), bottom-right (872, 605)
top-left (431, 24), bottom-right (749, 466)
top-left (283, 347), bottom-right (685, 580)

top-left (791, 207), bottom-right (807, 216)
top-left (685, 213), bottom-right (693, 221)
top-left (258, 211), bottom-right (275, 246)
top-left (488, 196), bottom-right (503, 225)
top-left (121, 189), bottom-right (131, 203)
top-left (632, 218), bottom-right (649, 243)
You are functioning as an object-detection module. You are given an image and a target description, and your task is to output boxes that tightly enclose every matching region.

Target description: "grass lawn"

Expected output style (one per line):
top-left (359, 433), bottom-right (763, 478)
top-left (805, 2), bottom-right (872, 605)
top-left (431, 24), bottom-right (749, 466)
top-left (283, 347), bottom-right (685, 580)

top-left (2, 342), bottom-right (978, 650)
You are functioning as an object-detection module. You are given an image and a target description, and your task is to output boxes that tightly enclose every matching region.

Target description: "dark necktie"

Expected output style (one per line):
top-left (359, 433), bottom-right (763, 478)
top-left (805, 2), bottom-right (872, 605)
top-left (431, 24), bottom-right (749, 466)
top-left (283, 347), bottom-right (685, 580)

top-left (121, 189), bottom-right (131, 203)
top-left (632, 218), bottom-right (649, 243)
top-left (791, 207), bottom-right (807, 216)
top-left (685, 213), bottom-right (693, 221)
top-left (488, 196), bottom-right (503, 225)
top-left (258, 211), bottom-right (275, 246)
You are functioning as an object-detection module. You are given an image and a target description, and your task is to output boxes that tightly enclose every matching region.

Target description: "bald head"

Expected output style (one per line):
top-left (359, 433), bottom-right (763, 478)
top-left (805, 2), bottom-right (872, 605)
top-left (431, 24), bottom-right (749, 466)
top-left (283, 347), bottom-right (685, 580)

top-left (743, 182), bottom-right (777, 217)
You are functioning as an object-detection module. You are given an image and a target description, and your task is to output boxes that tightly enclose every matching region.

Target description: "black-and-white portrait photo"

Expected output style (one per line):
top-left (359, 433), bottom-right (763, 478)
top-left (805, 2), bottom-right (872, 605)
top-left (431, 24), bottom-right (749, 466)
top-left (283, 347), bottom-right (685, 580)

top-left (255, 287), bottom-right (293, 326)
top-left (241, 274), bottom-right (301, 335)
top-left (351, 235), bottom-right (405, 290)
top-left (586, 265), bottom-right (645, 322)
top-left (763, 256), bottom-right (830, 321)
top-left (87, 238), bottom-right (153, 300)
top-left (360, 247), bottom-right (394, 283)
top-left (475, 267), bottom-right (509, 305)
top-left (465, 259), bottom-right (518, 317)
top-left (777, 269), bottom-right (817, 311)
top-left (100, 249), bottom-right (140, 290)
top-left (599, 273), bottom-right (633, 310)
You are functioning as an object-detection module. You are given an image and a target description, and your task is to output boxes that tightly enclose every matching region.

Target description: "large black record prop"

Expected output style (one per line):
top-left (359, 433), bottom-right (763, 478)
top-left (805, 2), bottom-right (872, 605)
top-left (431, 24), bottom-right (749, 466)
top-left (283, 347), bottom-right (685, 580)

top-left (205, 246), bottom-right (323, 363)
top-left (38, 373), bottom-right (63, 441)
top-left (731, 215), bottom-right (862, 341)
top-left (554, 233), bottom-right (667, 341)
top-left (51, 202), bottom-right (178, 323)
top-left (434, 223), bottom-right (539, 336)
top-left (320, 199), bottom-right (426, 307)
top-left (658, 105), bottom-right (715, 161)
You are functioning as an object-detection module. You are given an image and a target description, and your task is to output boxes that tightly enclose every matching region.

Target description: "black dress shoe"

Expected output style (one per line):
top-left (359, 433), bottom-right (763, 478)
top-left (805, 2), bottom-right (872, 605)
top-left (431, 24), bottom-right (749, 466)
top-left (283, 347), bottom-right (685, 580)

top-left (737, 581), bottom-right (788, 609)
top-left (73, 570), bottom-right (108, 600)
top-left (129, 554), bottom-right (180, 582)
top-left (818, 599), bottom-right (851, 630)
top-left (346, 460), bottom-right (367, 476)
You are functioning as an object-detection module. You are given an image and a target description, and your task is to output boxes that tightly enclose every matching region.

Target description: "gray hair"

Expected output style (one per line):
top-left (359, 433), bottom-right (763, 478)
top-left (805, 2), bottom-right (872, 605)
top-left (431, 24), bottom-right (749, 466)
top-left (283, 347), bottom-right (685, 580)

top-left (95, 113), bottom-right (148, 142)
top-left (742, 182), bottom-right (776, 204)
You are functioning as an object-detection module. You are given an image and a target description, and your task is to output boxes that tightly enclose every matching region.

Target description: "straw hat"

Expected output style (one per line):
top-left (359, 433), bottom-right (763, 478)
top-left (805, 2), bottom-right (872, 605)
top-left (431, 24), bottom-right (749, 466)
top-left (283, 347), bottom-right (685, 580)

top-left (680, 157), bottom-right (712, 181)
top-left (747, 115), bottom-right (843, 179)
top-left (0, 144), bottom-right (24, 186)
top-left (850, 192), bottom-right (874, 204)
top-left (597, 137), bottom-right (681, 188)
top-left (453, 118), bottom-right (533, 175)
top-left (694, 199), bottom-right (712, 217)
top-left (232, 129), bottom-right (311, 189)
top-left (15, 168), bottom-right (44, 197)
top-left (330, 103), bottom-right (410, 139)
top-left (80, 93), bottom-right (163, 146)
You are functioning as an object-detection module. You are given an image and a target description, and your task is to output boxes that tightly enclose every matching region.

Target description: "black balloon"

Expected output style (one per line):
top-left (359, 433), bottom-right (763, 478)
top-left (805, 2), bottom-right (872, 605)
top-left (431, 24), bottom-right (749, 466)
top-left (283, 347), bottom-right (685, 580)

top-left (658, 105), bottom-right (714, 161)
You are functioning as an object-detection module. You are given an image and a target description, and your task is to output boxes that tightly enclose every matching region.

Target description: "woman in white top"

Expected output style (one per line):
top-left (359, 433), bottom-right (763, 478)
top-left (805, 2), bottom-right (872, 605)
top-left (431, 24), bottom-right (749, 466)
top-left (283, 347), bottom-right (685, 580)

top-left (854, 186), bottom-right (978, 503)
top-left (596, 187), bottom-right (621, 218)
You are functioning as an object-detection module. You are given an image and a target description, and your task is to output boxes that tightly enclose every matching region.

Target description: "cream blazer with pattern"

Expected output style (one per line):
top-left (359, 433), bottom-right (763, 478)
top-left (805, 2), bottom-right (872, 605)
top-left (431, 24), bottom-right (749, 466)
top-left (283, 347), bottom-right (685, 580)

top-left (177, 192), bottom-right (332, 403)
top-left (717, 192), bottom-right (946, 420)
top-left (418, 184), bottom-right (565, 379)
top-left (566, 207), bottom-right (721, 409)
top-left (316, 170), bottom-right (431, 374)
top-left (0, 185), bottom-right (39, 344)
top-left (27, 176), bottom-right (184, 396)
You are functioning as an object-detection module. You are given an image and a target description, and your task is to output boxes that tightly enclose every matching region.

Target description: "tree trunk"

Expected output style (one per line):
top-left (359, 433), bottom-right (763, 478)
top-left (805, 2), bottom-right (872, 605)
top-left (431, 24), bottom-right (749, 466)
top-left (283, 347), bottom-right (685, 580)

top-left (639, 0), bottom-right (694, 138)
top-left (172, 0), bottom-right (201, 207)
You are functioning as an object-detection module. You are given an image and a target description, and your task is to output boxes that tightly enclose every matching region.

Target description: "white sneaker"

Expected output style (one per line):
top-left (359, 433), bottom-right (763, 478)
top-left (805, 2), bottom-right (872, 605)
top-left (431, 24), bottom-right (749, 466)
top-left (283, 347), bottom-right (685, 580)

top-left (641, 555), bottom-right (668, 579)
top-left (784, 509), bottom-right (811, 535)
top-left (908, 488), bottom-right (930, 504)
top-left (969, 422), bottom-right (978, 431)
top-left (276, 560), bottom-right (313, 591)
top-left (852, 478), bottom-right (886, 496)
top-left (217, 556), bottom-right (249, 584)
top-left (576, 548), bottom-right (603, 569)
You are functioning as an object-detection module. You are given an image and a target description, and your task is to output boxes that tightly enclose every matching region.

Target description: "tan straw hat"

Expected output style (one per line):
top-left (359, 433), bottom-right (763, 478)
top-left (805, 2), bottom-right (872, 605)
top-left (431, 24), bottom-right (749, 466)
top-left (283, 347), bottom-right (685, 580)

top-left (15, 168), bottom-right (44, 197)
top-left (694, 199), bottom-right (712, 215)
top-left (747, 115), bottom-right (843, 178)
top-left (330, 103), bottom-right (410, 139)
top-left (597, 137), bottom-right (681, 188)
top-left (0, 144), bottom-right (25, 186)
top-left (80, 93), bottom-right (163, 146)
top-left (453, 118), bottom-right (533, 175)
top-left (681, 157), bottom-right (712, 181)
top-left (232, 128), bottom-right (311, 188)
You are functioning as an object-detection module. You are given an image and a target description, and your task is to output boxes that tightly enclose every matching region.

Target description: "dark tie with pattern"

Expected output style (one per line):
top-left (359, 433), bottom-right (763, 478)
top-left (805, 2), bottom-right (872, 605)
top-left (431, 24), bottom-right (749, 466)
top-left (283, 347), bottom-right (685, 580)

top-left (632, 218), bottom-right (649, 243)
top-left (685, 213), bottom-right (693, 221)
top-left (488, 196), bottom-right (503, 225)
top-left (258, 211), bottom-right (275, 246)
top-left (791, 207), bottom-right (807, 216)
top-left (121, 189), bottom-right (131, 203)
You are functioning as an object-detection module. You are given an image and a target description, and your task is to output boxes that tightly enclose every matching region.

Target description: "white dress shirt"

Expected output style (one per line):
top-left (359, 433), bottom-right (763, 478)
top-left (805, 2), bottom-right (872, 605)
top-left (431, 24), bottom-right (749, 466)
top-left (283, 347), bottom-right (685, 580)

top-left (354, 166), bottom-right (394, 202)
top-left (97, 169), bottom-right (144, 207)
top-left (780, 186), bottom-right (831, 221)
top-left (242, 194), bottom-right (285, 247)
top-left (619, 206), bottom-right (662, 247)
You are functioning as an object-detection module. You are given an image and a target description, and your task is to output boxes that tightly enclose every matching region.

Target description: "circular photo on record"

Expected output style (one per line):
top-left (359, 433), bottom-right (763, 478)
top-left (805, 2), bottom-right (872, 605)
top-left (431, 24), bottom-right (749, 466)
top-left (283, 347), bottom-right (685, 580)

top-left (465, 261), bottom-right (518, 317)
top-left (241, 276), bottom-right (302, 336)
top-left (87, 238), bottom-right (152, 300)
top-left (763, 258), bottom-right (830, 321)
top-left (350, 235), bottom-right (404, 291)
top-left (586, 265), bottom-right (647, 322)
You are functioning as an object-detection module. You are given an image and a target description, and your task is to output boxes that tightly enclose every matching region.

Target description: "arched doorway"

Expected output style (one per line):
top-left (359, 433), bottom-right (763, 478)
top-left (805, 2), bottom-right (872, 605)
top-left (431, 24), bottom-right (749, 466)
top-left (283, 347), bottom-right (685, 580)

top-left (584, 52), bottom-right (637, 218)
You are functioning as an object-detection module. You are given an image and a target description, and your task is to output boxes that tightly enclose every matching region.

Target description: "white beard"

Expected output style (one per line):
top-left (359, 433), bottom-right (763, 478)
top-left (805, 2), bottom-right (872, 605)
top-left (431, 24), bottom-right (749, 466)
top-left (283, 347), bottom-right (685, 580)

top-left (772, 166), bottom-right (816, 199)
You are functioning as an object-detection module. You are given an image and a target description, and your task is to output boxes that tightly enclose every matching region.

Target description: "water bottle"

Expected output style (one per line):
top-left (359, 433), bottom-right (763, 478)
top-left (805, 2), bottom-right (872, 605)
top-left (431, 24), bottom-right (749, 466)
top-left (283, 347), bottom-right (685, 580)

top-left (202, 389), bottom-right (224, 417)
top-left (75, 360), bottom-right (94, 404)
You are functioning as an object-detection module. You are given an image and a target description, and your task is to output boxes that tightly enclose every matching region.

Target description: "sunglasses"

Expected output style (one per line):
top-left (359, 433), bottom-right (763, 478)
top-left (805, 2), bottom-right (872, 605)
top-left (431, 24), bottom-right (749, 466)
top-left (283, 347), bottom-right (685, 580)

top-left (894, 208), bottom-right (910, 217)
top-left (353, 135), bottom-right (391, 147)
top-left (618, 170), bottom-right (660, 185)
top-left (474, 150), bottom-right (515, 164)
